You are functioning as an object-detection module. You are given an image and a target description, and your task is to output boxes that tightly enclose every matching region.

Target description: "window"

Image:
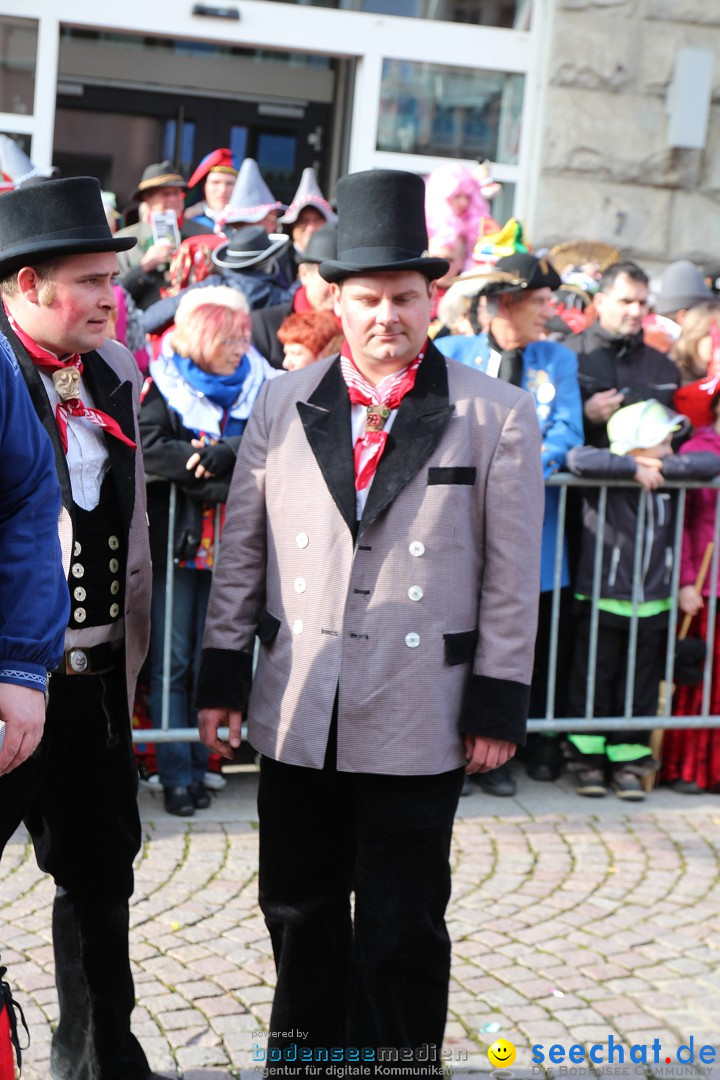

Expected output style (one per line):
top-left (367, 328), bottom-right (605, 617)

top-left (0, 16), bottom-right (38, 116)
top-left (377, 59), bottom-right (524, 164)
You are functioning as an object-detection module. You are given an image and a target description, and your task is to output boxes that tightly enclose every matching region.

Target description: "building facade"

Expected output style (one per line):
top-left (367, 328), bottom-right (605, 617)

top-left (0, 0), bottom-right (717, 266)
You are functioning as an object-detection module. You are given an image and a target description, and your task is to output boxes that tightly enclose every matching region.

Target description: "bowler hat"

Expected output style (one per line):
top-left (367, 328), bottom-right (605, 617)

top-left (319, 170), bottom-right (449, 284)
top-left (212, 225), bottom-right (290, 271)
top-left (0, 176), bottom-right (136, 278)
top-left (129, 160), bottom-right (187, 203)
top-left (298, 223), bottom-right (338, 265)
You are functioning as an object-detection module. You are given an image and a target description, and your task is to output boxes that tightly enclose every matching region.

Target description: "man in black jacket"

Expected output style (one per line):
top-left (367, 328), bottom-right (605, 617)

top-left (565, 261), bottom-right (680, 447)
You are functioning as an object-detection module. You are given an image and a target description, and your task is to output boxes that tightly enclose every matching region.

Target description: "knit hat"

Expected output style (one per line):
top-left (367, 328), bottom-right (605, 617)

top-left (654, 260), bottom-right (712, 316)
top-left (217, 159), bottom-right (285, 228)
top-left (278, 167), bottom-right (336, 226)
top-left (608, 400), bottom-right (686, 456)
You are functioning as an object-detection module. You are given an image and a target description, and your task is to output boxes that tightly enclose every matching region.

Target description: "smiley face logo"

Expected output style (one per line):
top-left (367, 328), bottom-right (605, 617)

top-left (488, 1039), bottom-right (516, 1068)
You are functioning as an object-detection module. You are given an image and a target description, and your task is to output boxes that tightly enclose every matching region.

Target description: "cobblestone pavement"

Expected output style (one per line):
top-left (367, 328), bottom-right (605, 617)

top-left (2, 766), bottom-right (720, 1079)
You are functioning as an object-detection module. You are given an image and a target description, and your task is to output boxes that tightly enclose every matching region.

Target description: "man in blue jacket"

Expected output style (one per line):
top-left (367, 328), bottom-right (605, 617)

top-left (0, 331), bottom-right (68, 779)
top-left (0, 329), bottom-right (68, 1070)
top-left (436, 253), bottom-right (584, 792)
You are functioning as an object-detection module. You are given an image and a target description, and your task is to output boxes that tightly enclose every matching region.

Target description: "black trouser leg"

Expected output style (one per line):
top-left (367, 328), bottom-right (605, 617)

top-left (24, 668), bottom-right (150, 1080)
top-left (348, 768), bottom-right (464, 1071)
top-left (258, 752), bottom-right (355, 1065)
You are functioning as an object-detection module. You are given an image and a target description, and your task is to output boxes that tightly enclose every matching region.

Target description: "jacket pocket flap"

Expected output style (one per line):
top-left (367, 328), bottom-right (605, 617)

top-left (428, 467), bottom-right (476, 485)
top-left (257, 609), bottom-right (281, 645)
top-left (443, 629), bottom-right (479, 666)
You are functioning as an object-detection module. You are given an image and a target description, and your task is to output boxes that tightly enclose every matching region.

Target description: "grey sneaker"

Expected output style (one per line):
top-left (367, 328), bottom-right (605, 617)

top-left (611, 768), bottom-right (645, 801)
top-left (575, 767), bottom-right (607, 797)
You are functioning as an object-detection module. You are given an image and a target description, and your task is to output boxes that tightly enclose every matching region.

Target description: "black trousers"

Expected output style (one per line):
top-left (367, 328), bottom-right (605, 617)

top-left (257, 735), bottom-right (464, 1080)
top-left (567, 611), bottom-right (666, 765)
top-left (0, 666), bottom-right (150, 1080)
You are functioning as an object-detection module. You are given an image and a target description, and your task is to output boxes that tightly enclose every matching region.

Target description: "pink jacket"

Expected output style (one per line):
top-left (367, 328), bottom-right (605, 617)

top-left (680, 425), bottom-right (720, 594)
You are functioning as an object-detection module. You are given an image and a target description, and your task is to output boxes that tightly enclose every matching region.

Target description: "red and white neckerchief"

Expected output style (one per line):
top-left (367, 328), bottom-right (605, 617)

top-left (339, 340), bottom-right (426, 490)
top-left (5, 307), bottom-right (136, 455)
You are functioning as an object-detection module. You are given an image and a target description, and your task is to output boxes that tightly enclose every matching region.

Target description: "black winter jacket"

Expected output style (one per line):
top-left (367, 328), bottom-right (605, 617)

top-left (565, 324), bottom-right (680, 447)
top-left (567, 447), bottom-right (720, 603)
top-left (139, 380), bottom-right (240, 567)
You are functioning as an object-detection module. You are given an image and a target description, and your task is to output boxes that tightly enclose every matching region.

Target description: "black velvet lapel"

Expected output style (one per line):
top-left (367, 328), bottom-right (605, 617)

top-left (0, 305), bottom-right (74, 519)
top-left (358, 343), bottom-right (454, 537)
top-left (297, 358), bottom-right (357, 538)
top-left (82, 352), bottom-right (137, 540)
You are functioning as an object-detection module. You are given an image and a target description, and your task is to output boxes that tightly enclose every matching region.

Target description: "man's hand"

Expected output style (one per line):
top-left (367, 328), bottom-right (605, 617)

top-left (463, 734), bottom-right (516, 775)
top-left (584, 389), bottom-right (624, 425)
top-left (0, 683), bottom-right (47, 776)
top-left (198, 708), bottom-right (243, 760)
top-left (140, 239), bottom-right (175, 273)
top-left (679, 584), bottom-right (704, 618)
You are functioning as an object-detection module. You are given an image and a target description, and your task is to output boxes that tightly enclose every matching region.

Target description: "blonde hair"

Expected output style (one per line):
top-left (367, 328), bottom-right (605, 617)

top-left (672, 300), bottom-right (720, 382)
top-left (171, 285), bottom-right (250, 364)
top-left (436, 278), bottom-right (481, 331)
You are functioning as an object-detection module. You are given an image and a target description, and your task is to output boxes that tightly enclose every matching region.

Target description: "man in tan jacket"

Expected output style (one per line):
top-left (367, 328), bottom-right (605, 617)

top-left (196, 169), bottom-right (544, 1073)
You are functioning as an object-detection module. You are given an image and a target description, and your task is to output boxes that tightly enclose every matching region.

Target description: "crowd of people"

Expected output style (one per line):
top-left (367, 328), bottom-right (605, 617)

top-left (0, 136), bottom-right (719, 1077)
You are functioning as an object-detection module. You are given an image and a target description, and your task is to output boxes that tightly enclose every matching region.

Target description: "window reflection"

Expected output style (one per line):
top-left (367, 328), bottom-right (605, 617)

top-left (377, 59), bottom-right (524, 164)
top-left (255, 0), bottom-right (527, 29)
top-left (0, 17), bottom-right (38, 116)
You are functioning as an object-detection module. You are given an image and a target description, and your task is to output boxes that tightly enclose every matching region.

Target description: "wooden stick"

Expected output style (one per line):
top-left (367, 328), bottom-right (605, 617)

top-left (679, 541), bottom-right (715, 641)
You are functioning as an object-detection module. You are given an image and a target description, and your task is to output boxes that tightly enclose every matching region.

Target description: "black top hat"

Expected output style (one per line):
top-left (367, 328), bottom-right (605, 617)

top-left (212, 225), bottom-right (290, 271)
top-left (298, 223), bottom-right (338, 265)
top-left (319, 169), bottom-right (449, 284)
top-left (129, 160), bottom-right (187, 203)
top-left (0, 176), bottom-right (136, 278)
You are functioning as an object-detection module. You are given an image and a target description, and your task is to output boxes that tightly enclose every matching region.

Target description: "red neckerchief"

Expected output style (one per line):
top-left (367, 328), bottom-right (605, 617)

top-left (339, 340), bottom-right (425, 491)
top-left (4, 305), bottom-right (136, 455)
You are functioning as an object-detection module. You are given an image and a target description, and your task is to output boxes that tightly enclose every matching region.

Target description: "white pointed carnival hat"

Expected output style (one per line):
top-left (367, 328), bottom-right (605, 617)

top-left (217, 158), bottom-right (285, 229)
top-left (0, 134), bottom-right (58, 192)
top-left (278, 167), bottom-right (337, 226)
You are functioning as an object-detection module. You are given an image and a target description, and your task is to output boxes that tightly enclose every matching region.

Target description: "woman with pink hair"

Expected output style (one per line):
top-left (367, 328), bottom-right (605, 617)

top-left (425, 163), bottom-right (495, 271)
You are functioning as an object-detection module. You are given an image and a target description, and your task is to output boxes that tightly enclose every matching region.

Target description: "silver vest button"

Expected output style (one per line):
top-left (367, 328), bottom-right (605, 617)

top-left (409, 541), bottom-right (425, 557)
top-left (73, 541), bottom-right (82, 557)
top-left (109, 558), bottom-right (119, 573)
top-left (73, 586), bottom-right (86, 602)
top-left (405, 632), bottom-right (420, 648)
top-left (110, 580), bottom-right (120, 595)
top-left (294, 577), bottom-right (307, 594)
top-left (408, 586), bottom-right (424, 602)
top-left (292, 619), bottom-right (304, 635)
top-left (73, 607), bottom-right (86, 624)
top-left (108, 535), bottom-right (120, 550)
top-left (296, 532), bottom-right (309, 549)
top-left (71, 562), bottom-right (84, 578)
top-left (109, 603), bottom-right (120, 618)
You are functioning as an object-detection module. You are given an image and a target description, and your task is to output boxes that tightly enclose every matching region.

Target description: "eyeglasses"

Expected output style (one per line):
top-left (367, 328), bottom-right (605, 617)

top-left (220, 334), bottom-right (251, 347)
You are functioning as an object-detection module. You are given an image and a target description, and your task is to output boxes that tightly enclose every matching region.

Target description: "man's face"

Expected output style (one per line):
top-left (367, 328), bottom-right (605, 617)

top-left (142, 186), bottom-right (186, 216)
top-left (291, 207), bottom-right (326, 252)
top-left (19, 252), bottom-right (118, 356)
top-left (501, 287), bottom-right (554, 346)
top-left (595, 273), bottom-right (649, 337)
top-left (298, 262), bottom-right (334, 311)
top-left (332, 271), bottom-right (434, 378)
top-left (204, 172), bottom-right (235, 212)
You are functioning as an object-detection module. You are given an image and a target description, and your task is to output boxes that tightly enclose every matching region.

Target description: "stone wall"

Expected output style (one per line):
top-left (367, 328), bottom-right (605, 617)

top-left (531, 0), bottom-right (720, 270)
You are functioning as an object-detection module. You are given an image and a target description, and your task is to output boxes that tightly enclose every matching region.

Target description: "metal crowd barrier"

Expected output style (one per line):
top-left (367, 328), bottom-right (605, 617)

top-left (132, 474), bottom-right (720, 744)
